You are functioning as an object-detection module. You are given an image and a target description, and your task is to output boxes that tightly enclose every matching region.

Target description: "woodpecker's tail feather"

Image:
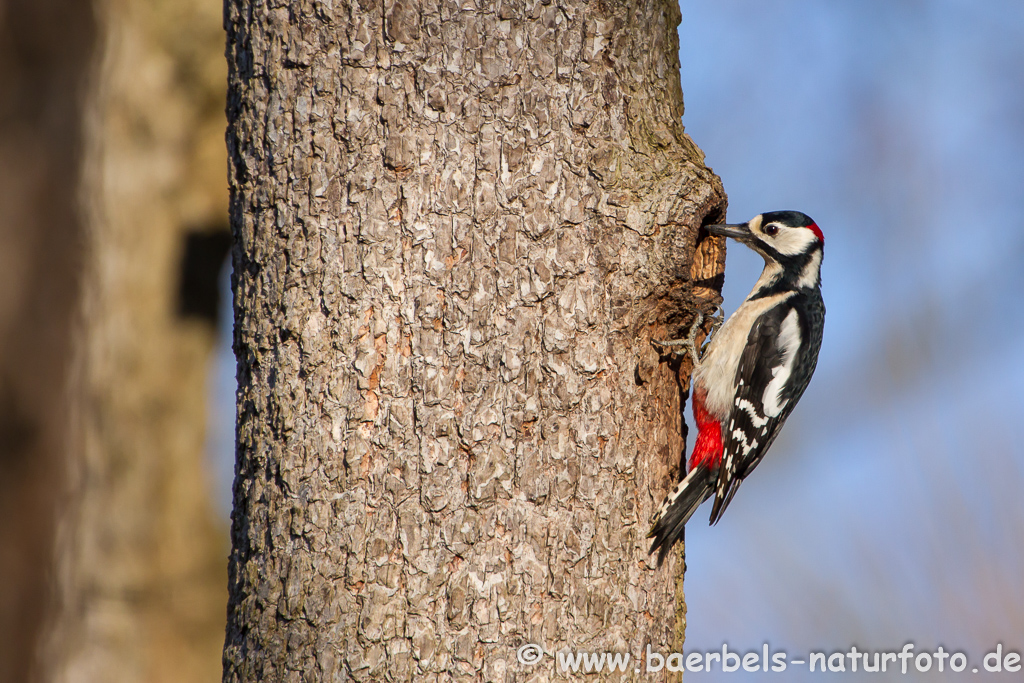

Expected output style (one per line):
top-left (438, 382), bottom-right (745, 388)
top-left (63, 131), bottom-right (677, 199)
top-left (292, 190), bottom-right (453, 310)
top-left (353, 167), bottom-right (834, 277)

top-left (648, 466), bottom-right (714, 566)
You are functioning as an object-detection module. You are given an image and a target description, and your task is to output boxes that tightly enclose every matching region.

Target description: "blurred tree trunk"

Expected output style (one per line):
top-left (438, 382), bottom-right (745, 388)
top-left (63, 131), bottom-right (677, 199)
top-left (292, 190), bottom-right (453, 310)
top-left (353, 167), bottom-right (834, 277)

top-left (224, 0), bottom-right (726, 681)
top-left (0, 3), bottom-right (94, 682)
top-left (39, 1), bottom-right (230, 682)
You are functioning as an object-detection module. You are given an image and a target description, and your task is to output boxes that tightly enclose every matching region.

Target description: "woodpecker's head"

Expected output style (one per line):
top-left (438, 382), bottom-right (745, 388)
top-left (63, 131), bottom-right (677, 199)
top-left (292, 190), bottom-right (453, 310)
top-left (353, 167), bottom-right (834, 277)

top-left (707, 210), bottom-right (823, 290)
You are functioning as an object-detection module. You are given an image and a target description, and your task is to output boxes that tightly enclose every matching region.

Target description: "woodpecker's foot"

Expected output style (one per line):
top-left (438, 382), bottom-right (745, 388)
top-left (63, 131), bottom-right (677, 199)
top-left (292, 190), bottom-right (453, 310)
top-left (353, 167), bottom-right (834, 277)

top-left (653, 311), bottom-right (706, 367)
top-left (702, 305), bottom-right (724, 356)
top-left (654, 306), bottom-right (724, 366)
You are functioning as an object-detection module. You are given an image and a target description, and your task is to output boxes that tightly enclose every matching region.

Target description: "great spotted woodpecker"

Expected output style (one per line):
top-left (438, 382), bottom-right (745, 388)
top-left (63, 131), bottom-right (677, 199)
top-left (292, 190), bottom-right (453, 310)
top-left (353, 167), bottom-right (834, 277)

top-left (649, 210), bottom-right (825, 565)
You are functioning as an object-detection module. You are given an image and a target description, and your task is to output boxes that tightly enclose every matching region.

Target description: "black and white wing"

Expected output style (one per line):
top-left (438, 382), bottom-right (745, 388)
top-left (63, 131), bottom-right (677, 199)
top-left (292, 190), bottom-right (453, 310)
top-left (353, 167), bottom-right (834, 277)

top-left (708, 292), bottom-right (824, 524)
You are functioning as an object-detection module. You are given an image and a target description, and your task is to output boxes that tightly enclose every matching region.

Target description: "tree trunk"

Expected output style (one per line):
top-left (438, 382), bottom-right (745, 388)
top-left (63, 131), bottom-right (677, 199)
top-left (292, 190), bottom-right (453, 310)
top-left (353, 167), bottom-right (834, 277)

top-left (224, 0), bottom-right (726, 680)
top-left (0, 2), bottom-right (94, 681)
top-left (42, 0), bottom-right (230, 681)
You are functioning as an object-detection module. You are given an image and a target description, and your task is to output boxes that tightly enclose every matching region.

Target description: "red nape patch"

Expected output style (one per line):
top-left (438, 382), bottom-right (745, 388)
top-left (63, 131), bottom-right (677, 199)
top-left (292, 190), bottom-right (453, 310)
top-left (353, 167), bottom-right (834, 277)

top-left (807, 222), bottom-right (824, 245)
top-left (688, 387), bottom-right (723, 470)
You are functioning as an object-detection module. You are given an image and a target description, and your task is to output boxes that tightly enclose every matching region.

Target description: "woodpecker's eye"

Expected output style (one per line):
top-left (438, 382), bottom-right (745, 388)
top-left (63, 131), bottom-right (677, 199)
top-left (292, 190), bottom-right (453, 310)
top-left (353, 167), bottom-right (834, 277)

top-left (763, 223), bottom-right (779, 236)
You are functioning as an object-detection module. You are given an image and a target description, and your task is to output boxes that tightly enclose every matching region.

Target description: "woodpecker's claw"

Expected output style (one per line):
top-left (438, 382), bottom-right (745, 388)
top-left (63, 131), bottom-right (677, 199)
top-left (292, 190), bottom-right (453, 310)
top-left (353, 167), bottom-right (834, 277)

top-left (653, 308), bottom-right (719, 367)
top-left (707, 304), bottom-right (724, 327)
top-left (703, 305), bottom-right (724, 354)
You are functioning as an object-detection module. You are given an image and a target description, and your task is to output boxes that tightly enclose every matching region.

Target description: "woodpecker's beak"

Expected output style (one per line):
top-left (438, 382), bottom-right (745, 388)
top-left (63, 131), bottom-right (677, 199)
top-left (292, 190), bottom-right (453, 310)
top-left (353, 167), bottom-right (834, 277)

top-left (706, 222), bottom-right (752, 241)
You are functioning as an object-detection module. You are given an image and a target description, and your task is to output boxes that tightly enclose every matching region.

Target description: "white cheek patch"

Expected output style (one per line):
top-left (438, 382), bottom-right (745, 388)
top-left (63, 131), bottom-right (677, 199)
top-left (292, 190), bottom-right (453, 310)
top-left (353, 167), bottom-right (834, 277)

top-left (770, 226), bottom-right (819, 256)
top-left (762, 309), bottom-right (801, 417)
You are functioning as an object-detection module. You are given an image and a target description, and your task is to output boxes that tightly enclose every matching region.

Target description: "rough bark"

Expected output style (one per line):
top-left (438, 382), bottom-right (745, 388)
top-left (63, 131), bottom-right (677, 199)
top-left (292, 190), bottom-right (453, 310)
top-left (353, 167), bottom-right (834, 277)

top-left (224, 0), bottom-right (726, 681)
top-left (41, 0), bottom-right (230, 681)
top-left (0, 2), bottom-right (95, 681)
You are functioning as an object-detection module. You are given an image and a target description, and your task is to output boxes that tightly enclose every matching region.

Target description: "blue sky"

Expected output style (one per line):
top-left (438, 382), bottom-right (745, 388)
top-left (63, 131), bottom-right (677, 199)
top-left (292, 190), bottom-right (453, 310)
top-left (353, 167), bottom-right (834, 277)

top-left (676, 1), bottom-right (1024, 679)
top-left (207, 3), bottom-right (1024, 678)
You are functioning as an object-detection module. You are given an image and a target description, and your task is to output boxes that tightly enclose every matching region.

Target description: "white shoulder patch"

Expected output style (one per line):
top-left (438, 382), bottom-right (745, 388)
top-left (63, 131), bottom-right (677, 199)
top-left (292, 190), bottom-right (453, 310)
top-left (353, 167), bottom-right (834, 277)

top-left (762, 308), bottom-right (802, 417)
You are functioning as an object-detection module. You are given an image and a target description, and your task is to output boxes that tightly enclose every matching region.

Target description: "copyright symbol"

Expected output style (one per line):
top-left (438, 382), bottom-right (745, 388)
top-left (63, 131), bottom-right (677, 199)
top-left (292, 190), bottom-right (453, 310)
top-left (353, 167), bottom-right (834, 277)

top-left (516, 643), bottom-right (544, 666)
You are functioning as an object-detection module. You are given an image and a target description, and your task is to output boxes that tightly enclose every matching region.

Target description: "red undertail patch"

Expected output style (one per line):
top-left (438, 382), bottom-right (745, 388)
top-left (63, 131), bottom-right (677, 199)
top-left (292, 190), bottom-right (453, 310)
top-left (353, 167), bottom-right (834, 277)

top-left (689, 386), bottom-right (723, 471)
